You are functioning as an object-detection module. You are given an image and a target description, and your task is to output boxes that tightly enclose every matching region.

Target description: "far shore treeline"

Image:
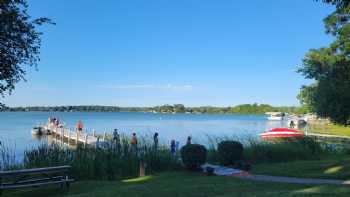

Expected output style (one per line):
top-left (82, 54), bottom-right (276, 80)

top-left (0, 104), bottom-right (307, 114)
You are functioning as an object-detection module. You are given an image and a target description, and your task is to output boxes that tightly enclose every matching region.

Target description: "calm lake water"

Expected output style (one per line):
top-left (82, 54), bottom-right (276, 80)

top-left (0, 112), bottom-right (286, 157)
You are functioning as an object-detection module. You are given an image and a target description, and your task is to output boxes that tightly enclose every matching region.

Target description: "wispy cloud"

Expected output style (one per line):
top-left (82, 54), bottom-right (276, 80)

top-left (97, 84), bottom-right (193, 91)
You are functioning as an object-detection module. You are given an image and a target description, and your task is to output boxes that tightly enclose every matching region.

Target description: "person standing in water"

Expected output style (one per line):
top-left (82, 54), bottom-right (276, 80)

top-left (131, 133), bottom-right (138, 152)
top-left (186, 136), bottom-right (192, 145)
top-left (170, 140), bottom-right (176, 156)
top-left (153, 132), bottom-right (159, 150)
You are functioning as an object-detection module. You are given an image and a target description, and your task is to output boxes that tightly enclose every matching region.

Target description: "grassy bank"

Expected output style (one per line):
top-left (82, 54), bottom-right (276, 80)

top-left (253, 155), bottom-right (350, 180)
top-left (308, 122), bottom-right (350, 137)
top-left (2, 137), bottom-right (350, 196)
top-left (1, 136), bottom-right (339, 179)
top-left (3, 171), bottom-right (350, 197)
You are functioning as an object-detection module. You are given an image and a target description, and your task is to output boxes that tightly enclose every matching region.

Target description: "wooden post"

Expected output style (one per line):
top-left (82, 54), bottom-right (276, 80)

top-left (96, 136), bottom-right (99, 149)
top-left (61, 128), bottom-right (64, 142)
top-left (68, 130), bottom-right (71, 145)
top-left (84, 134), bottom-right (88, 148)
top-left (139, 159), bottom-right (145, 177)
top-left (76, 132), bottom-right (79, 145)
top-left (103, 132), bottom-right (106, 141)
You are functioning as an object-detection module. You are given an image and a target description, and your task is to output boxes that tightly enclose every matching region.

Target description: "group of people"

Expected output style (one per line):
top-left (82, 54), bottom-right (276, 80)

top-left (48, 117), bottom-right (62, 127)
top-left (48, 117), bottom-right (83, 131)
top-left (112, 129), bottom-right (192, 156)
top-left (52, 117), bottom-right (191, 155)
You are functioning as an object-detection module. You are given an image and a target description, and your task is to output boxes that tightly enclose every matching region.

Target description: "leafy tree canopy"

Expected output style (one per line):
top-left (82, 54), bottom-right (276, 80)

top-left (0, 0), bottom-right (53, 107)
top-left (298, 0), bottom-right (350, 124)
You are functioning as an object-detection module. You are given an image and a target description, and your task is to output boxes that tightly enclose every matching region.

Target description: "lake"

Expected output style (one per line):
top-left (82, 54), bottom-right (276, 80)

top-left (0, 112), bottom-right (286, 157)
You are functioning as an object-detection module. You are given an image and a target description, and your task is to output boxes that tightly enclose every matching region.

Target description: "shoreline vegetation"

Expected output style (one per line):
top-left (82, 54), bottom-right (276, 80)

top-left (0, 136), bottom-right (339, 178)
top-left (0, 104), bottom-right (307, 114)
top-left (2, 134), bottom-right (350, 196)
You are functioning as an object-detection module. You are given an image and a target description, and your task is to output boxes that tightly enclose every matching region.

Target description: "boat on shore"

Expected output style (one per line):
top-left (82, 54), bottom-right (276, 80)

top-left (260, 128), bottom-right (305, 139)
top-left (265, 112), bottom-right (286, 121)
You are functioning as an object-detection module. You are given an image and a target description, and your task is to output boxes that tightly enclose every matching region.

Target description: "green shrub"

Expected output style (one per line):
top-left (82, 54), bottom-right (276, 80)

top-left (217, 140), bottom-right (243, 166)
top-left (180, 144), bottom-right (207, 170)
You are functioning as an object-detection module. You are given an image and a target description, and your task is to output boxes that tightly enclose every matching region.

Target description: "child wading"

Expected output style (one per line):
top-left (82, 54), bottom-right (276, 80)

top-left (170, 140), bottom-right (176, 156)
top-left (153, 132), bottom-right (159, 150)
top-left (130, 133), bottom-right (138, 152)
top-left (186, 136), bottom-right (192, 145)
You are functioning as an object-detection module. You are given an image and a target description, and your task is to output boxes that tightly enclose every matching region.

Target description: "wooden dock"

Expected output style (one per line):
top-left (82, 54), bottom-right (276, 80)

top-left (41, 123), bottom-right (107, 148)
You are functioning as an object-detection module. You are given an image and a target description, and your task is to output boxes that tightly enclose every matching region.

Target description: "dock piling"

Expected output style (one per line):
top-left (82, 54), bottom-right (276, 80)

top-left (84, 134), bottom-right (88, 148)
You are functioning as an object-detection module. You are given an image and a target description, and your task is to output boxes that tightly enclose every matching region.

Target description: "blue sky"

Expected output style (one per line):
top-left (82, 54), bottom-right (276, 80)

top-left (4, 0), bottom-right (334, 107)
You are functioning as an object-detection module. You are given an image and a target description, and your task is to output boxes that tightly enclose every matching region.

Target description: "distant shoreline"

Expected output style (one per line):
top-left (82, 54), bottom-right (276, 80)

top-left (0, 104), bottom-right (305, 115)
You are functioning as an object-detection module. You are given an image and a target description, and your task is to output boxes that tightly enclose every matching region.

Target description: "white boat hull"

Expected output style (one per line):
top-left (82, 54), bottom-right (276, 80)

top-left (267, 116), bottom-right (283, 121)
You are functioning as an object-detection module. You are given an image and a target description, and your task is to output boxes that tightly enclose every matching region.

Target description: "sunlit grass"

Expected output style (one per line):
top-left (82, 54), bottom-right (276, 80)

top-left (122, 176), bottom-right (153, 183)
top-left (325, 166), bottom-right (344, 174)
top-left (252, 155), bottom-right (350, 180)
top-left (309, 123), bottom-right (350, 137)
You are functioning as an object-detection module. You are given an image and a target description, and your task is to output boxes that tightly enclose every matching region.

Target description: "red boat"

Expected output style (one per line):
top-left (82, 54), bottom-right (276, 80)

top-left (260, 128), bottom-right (305, 139)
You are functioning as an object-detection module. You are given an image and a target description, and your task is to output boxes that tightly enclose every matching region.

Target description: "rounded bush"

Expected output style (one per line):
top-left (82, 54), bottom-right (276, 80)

top-left (180, 144), bottom-right (207, 170)
top-left (217, 140), bottom-right (243, 166)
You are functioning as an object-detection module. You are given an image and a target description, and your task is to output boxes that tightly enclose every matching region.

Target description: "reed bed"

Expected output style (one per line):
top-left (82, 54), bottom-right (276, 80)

top-left (1, 134), bottom-right (342, 180)
top-left (22, 135), bottom-right (180, 180)
top-left (0, 142), bottom-right (19, 170)
top-left (206, 136), bottom-right (337, 164)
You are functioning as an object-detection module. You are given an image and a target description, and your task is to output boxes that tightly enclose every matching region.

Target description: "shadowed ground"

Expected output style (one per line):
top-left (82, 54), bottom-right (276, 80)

top-left (3, 171), bottom-right (350, 197)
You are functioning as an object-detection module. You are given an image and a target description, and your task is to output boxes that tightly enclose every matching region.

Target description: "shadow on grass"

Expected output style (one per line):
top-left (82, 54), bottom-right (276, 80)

top-left (3, 171), bottom-right (350, 197)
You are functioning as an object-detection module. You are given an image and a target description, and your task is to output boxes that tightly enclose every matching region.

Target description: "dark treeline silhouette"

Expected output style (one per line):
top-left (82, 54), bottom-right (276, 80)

top-left (1, 104), bottom-right (307, 114)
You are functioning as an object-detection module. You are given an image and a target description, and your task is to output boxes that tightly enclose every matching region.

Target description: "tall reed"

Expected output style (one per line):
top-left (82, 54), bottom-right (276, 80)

top-left (206, 136), bottom-right (336, 164)
top-left (0, 142), bottom-right (15, 170)
top-left (23, 135), bottom-right (180, 180)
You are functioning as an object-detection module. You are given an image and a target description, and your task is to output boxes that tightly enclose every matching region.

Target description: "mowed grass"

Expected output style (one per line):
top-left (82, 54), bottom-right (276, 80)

top-left (252, 155), bottom-right (350, 180)
top-left (3, 171), bottom-right (350, 197)
top-left (309, 123), bottom-right (350, 137)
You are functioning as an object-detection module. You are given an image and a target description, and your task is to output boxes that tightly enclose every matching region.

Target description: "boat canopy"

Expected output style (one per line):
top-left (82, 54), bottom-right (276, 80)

top-left (265, 112), bottom-right (284, 115)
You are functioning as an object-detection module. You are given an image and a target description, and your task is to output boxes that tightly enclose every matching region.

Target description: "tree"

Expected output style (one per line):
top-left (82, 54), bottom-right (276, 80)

top-left (297, 0), bottom-right (350, 124)
top-left (0, 0), bottom-right (53, 107)
top-left (174, 104), bottom-right (186, 113)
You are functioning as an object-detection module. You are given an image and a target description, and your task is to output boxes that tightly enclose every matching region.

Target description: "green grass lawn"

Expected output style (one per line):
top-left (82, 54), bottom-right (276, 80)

top-left (252, 155), bottom-right (350, 180)
top-left (3, 171), bottom-right (350, 197)
top-left (309, 123), bottom-right (350, 137)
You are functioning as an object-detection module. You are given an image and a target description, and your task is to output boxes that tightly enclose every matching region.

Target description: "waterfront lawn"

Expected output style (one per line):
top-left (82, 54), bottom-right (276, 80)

top-left (252, 155), bottom-right (350, 180)
top-left (3, 171), bottom-right (350, 197)
top-left (310, 123), bottom-right (350, 137)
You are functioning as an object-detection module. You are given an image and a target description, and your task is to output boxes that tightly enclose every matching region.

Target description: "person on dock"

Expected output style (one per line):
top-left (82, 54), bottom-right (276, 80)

top-left (55, 118), bottom-right (60, 127)
top-left (76, 120), bottom-right (83, 132)
top-left (131, 133), bottom-right (138, 152)
top-left (170, 140), bottom-right (176, 156)
top-left (153, 132), bottom-right (159, 150)
top-left (186, 136), bottom-right (192, 145)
